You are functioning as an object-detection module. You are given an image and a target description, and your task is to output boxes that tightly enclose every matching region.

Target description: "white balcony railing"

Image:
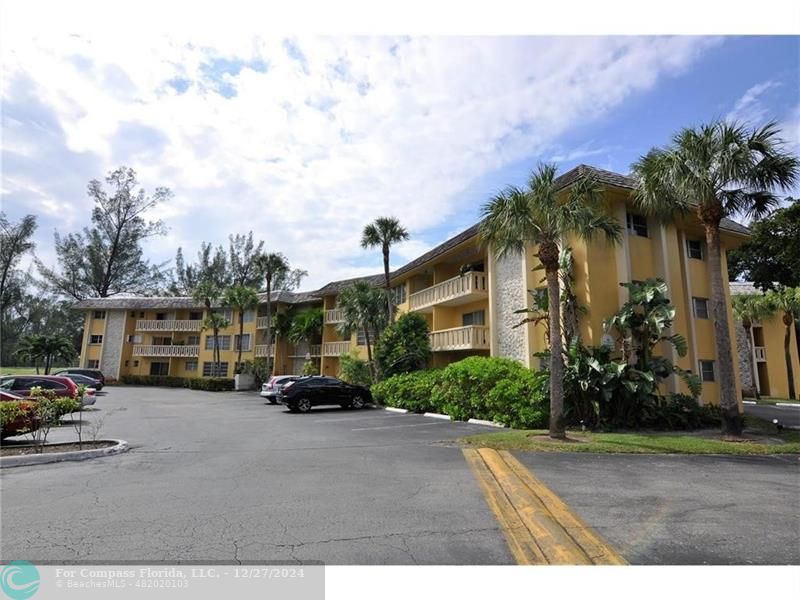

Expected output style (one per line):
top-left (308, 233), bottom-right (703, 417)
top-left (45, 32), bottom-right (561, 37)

top-left (322, 341), bottom-right (351, 356)
top-left (325, 308), bottom-right (345, 324)
top-left (409, 272), bottom-right (488, 312)
top-left (256, 316), bottom-right (270, 329)
top-left (754, 346), bottom-right (767, 362)
top-left (136, 319), bottom-right (202, 332)
top-left (429, 326), bottom-right (490, 352)
top-left (289, 344), bottom-right (322, 357)
top-left (132, 345), bottom-right (200, 357)
top-left (255, 344), bottom-right (277, 357)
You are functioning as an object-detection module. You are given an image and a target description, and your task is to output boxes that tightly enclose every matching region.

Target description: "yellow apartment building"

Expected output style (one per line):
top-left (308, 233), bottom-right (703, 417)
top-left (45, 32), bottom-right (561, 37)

top-left (73, 165), bottom-right (800, 404)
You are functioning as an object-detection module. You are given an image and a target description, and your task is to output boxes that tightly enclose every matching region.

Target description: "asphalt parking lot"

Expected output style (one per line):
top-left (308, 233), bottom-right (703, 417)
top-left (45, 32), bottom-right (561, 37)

top-left (1, 386), bottom-right (798, 565)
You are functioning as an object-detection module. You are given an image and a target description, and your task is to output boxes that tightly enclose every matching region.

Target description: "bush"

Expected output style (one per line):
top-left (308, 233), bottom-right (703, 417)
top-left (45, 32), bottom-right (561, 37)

top-left (120, 374), bottom-right (235, 391)
top-left (375, 313), bottom-right (431, 378)
top-left (371, 356), bottom-right (549, 428)
top-left (0, 400), bottom-right (38, 438)
top-left (338, 351), bottom-right (373, 387)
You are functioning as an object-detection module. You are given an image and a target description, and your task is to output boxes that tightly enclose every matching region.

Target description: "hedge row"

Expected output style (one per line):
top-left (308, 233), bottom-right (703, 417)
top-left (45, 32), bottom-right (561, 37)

top-left (371, 356), bottom-right (549, 429)
top-left (120, 375), bottom-right (235, 391)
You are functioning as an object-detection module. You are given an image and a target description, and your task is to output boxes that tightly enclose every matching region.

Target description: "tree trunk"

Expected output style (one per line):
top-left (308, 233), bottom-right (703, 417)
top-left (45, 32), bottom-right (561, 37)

top-left (704, 223), bottom-right (742, 436)
top-left (545, 267), bottom-right (565, 439)
top-left (364, 327), bottom-right (375, 380)
top-left (266, 276), bottom-right (273, 377)
top-left (213, 327), bottom-right (220, 376)
top-left (742, 322), bottom-right (760, 400)
top-left (383, 245), bottom-right (392, 321)
top-left (237, 309), bottom-right (244, 372)
top-left (783, 314), bottom-right (797, 400)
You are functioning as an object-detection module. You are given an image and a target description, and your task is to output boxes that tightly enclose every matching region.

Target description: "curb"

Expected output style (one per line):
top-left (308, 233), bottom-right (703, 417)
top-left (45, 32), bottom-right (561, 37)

top-left (742, 400), bottom-right (756, 405)
top-left (0, 439), bottom-right (130, 469)
top-left (776, 403), bottom-right (800, 408)
top-left (423, 412), bottom-right (452, 420)
top-left (384, 407), bottom-right (408, 414)
top-left (467, 418), bottom-right (507, 428)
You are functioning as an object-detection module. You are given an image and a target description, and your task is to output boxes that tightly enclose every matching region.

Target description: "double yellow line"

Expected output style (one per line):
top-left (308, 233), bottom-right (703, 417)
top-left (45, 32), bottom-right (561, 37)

top-left (464, 448), bottom-right (627, 565)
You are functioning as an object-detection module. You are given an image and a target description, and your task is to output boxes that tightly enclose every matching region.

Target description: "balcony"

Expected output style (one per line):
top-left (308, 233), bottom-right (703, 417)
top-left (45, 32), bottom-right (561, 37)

top-left (255, 344), bottom-right (277, 357)
top-left (325, 308), bottom-right (345, 324)
top-left (409, 272), bottom-right (488, 312)
top-left (322, 341), bottom-right (351, 356)
top-left (754, 346), bottom-right (767, 362)
top-left (429, 326), bottom-right (490, 352)
top-left (256, 316), bottom-right (270, 329)
top-left (132, 345), bottom-right (200, 357)
top-left (136, 319), bottom-right (202, 332)
top-left (289, 344), bottom-right (322, 357)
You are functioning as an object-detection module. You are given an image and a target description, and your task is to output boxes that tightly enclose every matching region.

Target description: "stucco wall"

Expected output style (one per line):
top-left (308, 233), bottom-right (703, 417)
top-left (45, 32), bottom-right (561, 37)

top-left (100, 310), bottom-right (126, 379)
top-left (492, 251), bottom-right (526, 362)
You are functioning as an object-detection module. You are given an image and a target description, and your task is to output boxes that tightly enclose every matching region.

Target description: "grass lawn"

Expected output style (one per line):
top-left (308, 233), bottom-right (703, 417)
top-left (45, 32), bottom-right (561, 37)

top-left (0, 366), bottom-right (41, 376)
top-left (462, 416), bottom-right (800, 455)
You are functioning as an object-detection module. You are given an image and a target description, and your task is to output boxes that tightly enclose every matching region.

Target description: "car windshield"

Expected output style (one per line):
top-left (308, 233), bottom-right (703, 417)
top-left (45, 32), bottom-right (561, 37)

top-left (0, 379), bottom-right (13, 390)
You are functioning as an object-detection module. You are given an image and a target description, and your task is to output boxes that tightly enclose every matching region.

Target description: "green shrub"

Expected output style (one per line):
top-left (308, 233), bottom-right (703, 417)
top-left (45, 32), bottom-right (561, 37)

top-left (371, 356), bottom-right (549, 428)
top-left (120, 374), bottom-right (235, 391)
top-left (338, 351), bottom-right (373, 387)
top-left (375, 313), bottom-right (430, 378)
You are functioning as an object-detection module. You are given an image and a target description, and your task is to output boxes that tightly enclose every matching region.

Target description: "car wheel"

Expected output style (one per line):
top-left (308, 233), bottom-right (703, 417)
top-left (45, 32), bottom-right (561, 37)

top-left (296, 397), bottom-right (312, 413)
top-left (350, 395), bottom-right (365, 410)
top-left (287, 402), bottom-right (299, 413)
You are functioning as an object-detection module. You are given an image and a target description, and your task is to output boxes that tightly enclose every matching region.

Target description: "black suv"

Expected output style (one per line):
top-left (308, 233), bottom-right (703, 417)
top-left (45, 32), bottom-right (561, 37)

top-left (278, 376), bottom-right (372, 413)
top-left (53, 368), bottom-right (106, 385)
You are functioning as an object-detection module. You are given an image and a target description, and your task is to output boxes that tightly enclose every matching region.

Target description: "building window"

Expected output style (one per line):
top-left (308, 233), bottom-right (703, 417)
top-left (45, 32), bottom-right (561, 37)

top-left (127, 334), bottom-right (142, 344)
top-left (124, 360), bottom-right (130, 367)
top-left (242, 310), bottom-right (255, 323)
top-left (130, 311), bottom-right (136, 317)
top-left (89, 334), bottom-right (103, 345)
top-left (139, 311), bottom-right (145, 318)
top-left (187, 335), bottom-right (200, 346)
top-left (93, 310), bottom-right (106, 319)
top-left (692, 297), bottom-right (709, 319)
top-left (390, 284), bottom-right (406, 305)
top-left (133, 360), bottom-right (139, 367)
top-left (687, 239), bottom-right (704, 260)
top-left (356, 329), bottom-right (378, 347)
top-left (205, 335), bottom-right (231, 350)
top-left (235, 334), bottom-right (252, 351)
top-left (189, 311), bottom-right (203, 321)
top-left (462, 310), bottom-right (486, 326)
top-left (202, 362), bottom-right (229, 377)
top-left (626, 213), bottom-right (649, 237)
top-left (217, 309), bottom-right (233, 323)
top-left (152, 336), bottom-right (172, 346)
top-left (185, 360), bottom-right (198, 372)
top-left (698, 360), bottom-right (716, 382)
top-left (149, 362), bottom-right (169, 376)
top-left (87, 360), bottom-right (99, 369)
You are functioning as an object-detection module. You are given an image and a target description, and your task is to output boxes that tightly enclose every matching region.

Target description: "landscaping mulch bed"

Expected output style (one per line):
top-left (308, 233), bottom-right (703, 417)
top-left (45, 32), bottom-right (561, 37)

top-left (0, 441), bottom-right (116, 457)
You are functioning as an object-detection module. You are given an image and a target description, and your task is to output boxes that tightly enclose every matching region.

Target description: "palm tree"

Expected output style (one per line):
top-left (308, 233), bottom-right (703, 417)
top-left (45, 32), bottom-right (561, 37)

top-left (16, 334), bottom-right (75, 374)
top-left (336, 281), bottom-right (389, 379)
top-left (193, 279), bottom-right (227, 377)
top-left (222, 285), bottom-right (259, 373)
top-left (632, 121), bottom-right (798, 435)
top-left (732, 293), bottom-right (774, 400)
top-left (288, 308), bottom-right (323, 374)
top-left (480, 163), bottom-right (622, 439)
top-left (254, 253), bottom-right (307, 376)
top-left (361, 217), bottom-right (409, 319)
top-left (272, 307), bottom-right (295, 373)
top-left (765, 287), bottom-right (800, 400)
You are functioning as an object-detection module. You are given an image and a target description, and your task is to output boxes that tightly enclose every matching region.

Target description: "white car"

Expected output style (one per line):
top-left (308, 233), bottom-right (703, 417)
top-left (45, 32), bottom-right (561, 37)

top-left (260, 376), bottom-right (300, 404)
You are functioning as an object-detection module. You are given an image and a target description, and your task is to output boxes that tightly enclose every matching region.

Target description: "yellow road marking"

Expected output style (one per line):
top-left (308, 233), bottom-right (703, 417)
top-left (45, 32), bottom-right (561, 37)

top-left (463, 447), bottom-right (628, 565)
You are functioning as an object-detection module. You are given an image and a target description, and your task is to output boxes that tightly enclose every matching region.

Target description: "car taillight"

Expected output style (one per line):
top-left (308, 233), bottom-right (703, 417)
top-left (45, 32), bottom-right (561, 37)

top-left (86, 388), bottom-right (96, 395)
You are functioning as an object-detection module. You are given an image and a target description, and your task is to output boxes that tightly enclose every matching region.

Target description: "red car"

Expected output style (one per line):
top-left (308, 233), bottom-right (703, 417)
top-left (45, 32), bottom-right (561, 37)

top-left (0, 375), bottom-right (79, 399)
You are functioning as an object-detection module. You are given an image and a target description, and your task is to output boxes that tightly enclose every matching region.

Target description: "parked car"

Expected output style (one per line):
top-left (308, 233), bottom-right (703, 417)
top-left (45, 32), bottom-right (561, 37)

top-left (52, 368), bottom-right (106, 386)
top-left (62, 373), bottom-right (104, 391)
top-left (0, 375), bottom-right (79, 399)
top-left (278, 376), bottom-right (372, 413)
top-left (260, 376), bottom-right (301, 404)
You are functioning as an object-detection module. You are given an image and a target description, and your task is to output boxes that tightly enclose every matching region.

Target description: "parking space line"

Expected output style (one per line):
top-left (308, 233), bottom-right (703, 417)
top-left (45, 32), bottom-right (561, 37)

top-left (463, 447), bottom-right (627, 565)
top-left (312, 414), bottom-right (407, 424)
top-left (351, 421), bottom-right (452, 431)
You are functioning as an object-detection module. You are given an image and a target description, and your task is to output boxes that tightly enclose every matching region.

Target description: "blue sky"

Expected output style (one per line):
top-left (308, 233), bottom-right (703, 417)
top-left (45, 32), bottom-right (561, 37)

top-left (2, 35), bottom-right (798, 290)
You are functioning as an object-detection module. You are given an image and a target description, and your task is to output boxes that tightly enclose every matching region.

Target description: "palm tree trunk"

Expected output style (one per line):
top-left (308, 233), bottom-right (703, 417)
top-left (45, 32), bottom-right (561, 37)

top-left (237, 309), bottom-right (244, 372)
top-left (213, 326), bottom-right (220, 376)
top-left (265, 276), bottom-right (273, 377)
top-left (364, 327), bottom-right (375, 380)
top-left (383, 245), bottom-right (392, 321)
top-left (742, 322), bottom-right (760, 400)
top-left (545, 267), bottom-right (565, 439)
top-left (783, 315), bottom-right (797, 400)
top-left (704, 223), bottom-right (742, 436)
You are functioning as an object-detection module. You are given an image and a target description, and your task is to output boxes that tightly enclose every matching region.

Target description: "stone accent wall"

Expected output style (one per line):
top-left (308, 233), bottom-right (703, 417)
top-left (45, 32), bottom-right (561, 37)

top-left (492, 251), bottom-right (526, 362)
top-left (734, 321), bottom-right (755, 396)
top-left (100, 310), bottom-right (126, 379)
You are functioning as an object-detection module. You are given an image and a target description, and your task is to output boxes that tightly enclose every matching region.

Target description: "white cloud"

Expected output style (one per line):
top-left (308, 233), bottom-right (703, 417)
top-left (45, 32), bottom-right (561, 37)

top-left (1, 35), bottom-right (719, 289)
top-left (725, 80), bottom-right (781, 125)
